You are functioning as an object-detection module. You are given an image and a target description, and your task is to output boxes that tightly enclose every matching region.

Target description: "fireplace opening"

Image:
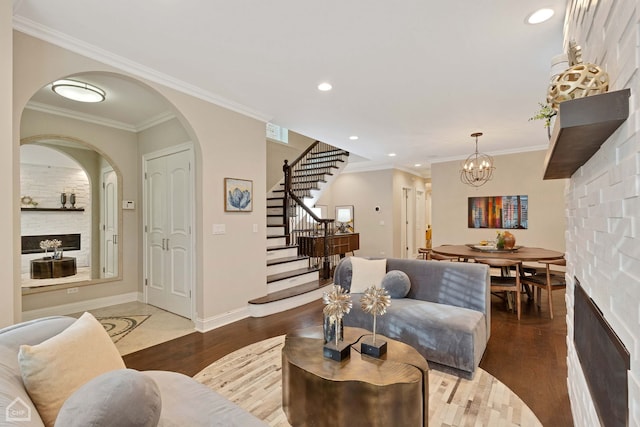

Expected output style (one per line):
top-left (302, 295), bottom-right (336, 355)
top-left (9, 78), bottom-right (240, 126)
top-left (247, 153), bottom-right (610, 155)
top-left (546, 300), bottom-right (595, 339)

top-left (574, 278), bottom-right (630, 427)
top-left (21, 234), bottom-right (81, 255)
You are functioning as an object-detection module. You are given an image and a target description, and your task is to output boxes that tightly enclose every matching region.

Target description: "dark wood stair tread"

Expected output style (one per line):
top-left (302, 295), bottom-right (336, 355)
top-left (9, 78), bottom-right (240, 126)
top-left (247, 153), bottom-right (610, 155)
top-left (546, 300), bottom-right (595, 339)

top-left (267, 244), bottom-right (298, 251)
top-left (249, 280), bottom-right (330, 304)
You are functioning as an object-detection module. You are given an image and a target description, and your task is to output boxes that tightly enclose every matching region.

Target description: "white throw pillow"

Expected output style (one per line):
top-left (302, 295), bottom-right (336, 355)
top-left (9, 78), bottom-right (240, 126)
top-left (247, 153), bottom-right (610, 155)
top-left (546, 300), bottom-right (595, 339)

top-left (349, 257), bottom-right (387, 293)
top-left (18, 312), bottom-right (125, 427)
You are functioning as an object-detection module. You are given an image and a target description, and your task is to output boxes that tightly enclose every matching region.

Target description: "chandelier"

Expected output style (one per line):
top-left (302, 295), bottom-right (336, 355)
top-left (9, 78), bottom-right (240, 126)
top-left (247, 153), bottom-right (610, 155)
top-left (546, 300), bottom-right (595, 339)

top-left (460, 132), bottom-right (495, 187)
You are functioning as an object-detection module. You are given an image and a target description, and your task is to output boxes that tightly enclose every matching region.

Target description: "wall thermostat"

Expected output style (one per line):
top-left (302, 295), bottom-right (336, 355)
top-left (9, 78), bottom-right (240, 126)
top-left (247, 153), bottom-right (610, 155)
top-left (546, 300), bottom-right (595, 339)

top-left (122, 200), bottom-right (135, 210)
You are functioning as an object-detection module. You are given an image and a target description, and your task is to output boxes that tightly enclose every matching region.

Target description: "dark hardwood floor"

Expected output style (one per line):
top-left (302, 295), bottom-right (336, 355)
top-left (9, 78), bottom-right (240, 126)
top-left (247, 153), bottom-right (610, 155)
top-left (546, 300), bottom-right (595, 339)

top-left (124, 289), bottom-right (573, 426)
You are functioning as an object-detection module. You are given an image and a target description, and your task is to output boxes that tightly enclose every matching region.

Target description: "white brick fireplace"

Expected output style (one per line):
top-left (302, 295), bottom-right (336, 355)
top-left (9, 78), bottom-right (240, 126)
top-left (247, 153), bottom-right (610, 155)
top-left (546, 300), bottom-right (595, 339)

top-left (563, 1), bottom-right (639, 426)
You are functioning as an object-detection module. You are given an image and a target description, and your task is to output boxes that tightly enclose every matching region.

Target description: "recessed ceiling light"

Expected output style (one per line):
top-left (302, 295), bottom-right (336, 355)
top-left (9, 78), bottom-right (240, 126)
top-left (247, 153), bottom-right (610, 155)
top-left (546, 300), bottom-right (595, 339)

top-left (527, 8), bottom-right (554, 24)
top-left (414, 163), bottom-right (422, 167)
top-left (51, 79), bottom-right (106, 103)
top-left (317, 82), bottom-right (333, 91)
top-left (349, 135), bottom-right (359, 140)
top-left (388, 153), bottom-right (396, 157)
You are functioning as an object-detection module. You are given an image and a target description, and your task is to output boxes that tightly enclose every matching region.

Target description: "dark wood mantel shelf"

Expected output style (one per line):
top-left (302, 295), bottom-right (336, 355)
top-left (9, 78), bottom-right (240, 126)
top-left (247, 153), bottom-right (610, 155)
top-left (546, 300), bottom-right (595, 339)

top-left (21, 207), bottom-right (85, 212)
top-left (543, 88), bottom-right (630, 180)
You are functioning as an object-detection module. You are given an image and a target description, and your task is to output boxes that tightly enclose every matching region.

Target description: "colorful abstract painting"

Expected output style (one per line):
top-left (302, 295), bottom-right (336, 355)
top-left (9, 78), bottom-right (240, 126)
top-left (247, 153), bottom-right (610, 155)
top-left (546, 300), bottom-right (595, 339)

top-left (468, 195), bottom-right (528, 229)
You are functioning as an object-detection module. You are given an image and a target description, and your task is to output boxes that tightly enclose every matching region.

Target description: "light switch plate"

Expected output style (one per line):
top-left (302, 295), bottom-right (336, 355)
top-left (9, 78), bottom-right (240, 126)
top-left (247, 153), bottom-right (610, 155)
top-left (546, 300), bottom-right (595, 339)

top-left (212, 224), bottom-right (226, 235)
top-left (122, 200), bottom-right (135, 210)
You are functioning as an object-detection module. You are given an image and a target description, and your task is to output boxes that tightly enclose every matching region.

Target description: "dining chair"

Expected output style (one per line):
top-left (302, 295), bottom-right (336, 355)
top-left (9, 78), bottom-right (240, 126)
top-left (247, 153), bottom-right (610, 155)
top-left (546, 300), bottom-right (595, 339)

top-left (521, 257), bottom-right (566, 319)
top-left (428, 252), bottom-right (460, 261)
top-left (475, 258), bottom-right (523, 320)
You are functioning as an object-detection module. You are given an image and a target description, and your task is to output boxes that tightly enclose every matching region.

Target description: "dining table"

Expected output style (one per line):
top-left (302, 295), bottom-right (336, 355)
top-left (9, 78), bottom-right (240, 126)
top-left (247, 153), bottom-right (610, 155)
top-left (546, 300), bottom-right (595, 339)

top-left (430, 244), bottom-right (564, 263)
top-left (431, 244), bottom-right (565, 304)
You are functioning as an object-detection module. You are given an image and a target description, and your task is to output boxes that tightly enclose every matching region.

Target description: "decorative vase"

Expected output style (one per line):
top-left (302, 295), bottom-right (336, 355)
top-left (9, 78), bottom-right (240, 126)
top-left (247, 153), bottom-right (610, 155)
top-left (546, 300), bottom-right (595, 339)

top-left (503, 232), bottom-right (516, 249)
top-left (323, 314), bottom-right (343, 344)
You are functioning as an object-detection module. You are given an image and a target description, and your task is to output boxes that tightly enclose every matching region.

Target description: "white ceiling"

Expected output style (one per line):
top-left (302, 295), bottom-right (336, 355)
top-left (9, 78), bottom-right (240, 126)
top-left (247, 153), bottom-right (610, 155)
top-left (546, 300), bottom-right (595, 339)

top-left (13, 0), bottom-right (567, 176)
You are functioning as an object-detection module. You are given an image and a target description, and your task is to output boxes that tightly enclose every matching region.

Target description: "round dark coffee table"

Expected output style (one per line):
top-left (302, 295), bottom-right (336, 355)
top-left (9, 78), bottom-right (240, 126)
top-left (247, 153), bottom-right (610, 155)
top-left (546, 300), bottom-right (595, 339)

top-left (282, 326), bottom-right (428, 427)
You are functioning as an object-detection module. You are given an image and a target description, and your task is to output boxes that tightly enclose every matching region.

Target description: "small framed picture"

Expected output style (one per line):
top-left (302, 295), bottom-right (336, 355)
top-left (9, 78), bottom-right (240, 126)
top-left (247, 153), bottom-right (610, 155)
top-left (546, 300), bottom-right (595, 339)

top-left (224, 178), bottom-right (253, 212)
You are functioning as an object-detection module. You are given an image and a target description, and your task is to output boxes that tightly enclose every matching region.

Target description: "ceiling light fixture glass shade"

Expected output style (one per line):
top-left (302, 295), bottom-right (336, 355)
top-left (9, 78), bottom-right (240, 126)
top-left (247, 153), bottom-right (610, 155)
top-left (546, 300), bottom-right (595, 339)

top-left (51, 79), bottom-right (106, 103)
top-left (460, 132), bottom-right (495, 187)
top-left (527, 8), bottom-right (554, 24)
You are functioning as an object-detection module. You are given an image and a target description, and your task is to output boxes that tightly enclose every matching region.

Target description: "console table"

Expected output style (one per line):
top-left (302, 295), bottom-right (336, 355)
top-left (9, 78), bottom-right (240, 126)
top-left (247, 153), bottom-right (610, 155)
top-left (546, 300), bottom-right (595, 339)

top-left (282, 326), bottom-right (428, 427)
top-left (297, 233), bottom-right (359, 278)
top-left (30, 257), bottom-right (77, 279)
top-left (297, 233), bottom-right (359, 258)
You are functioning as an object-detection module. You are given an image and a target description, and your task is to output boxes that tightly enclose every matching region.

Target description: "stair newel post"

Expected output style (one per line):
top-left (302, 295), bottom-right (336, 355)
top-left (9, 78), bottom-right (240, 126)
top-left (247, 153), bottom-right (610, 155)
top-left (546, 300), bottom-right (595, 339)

top-left (283, 159), bottom-right (291, 246)
top-left (322, 220), bottom-right (330, 279)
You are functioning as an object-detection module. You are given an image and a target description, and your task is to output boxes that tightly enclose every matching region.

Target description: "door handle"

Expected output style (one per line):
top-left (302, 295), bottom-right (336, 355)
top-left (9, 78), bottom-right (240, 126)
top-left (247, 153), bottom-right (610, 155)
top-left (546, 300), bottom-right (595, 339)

top-left (114, 235), bottom-right (118, 245)
top-left (165, 239), bottom-right (169, 251)
top-left (161, 238), bottom-right (166, 250)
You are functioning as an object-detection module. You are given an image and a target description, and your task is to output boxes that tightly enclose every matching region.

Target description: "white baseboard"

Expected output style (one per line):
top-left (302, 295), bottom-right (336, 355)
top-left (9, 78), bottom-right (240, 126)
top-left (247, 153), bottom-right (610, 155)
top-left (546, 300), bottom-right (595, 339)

top-left (21, 292), bottom-right (142, 321)
top-left (194, 306), bottom-right (251, 333)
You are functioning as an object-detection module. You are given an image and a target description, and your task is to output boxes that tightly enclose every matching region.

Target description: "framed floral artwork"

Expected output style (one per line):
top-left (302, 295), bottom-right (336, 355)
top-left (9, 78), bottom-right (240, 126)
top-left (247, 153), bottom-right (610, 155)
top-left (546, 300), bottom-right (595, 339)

top-left (224, 178), bottom-right (253, 212)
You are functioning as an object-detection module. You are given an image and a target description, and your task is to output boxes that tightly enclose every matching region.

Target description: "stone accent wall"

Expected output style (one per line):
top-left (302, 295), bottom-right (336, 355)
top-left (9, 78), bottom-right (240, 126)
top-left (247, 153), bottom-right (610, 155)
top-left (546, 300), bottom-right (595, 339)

top-left (20, 164), bottom-right (91, 272)
top-left (564, 1), bottom-right (639, 425)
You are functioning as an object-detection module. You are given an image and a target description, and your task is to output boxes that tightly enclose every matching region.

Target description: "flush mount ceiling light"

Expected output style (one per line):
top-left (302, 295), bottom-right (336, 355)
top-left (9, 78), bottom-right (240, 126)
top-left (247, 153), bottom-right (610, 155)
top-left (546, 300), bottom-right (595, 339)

top-left (526, 8), bottom-right (554, 24)
top-left (51, 79), bottom-right (106, 103)
top-left (349, 135), bottom-right (359, 140)
top-left (317, 82), bottom-right (333, 91)
top-left (460, 132), bottom-right (495, 187)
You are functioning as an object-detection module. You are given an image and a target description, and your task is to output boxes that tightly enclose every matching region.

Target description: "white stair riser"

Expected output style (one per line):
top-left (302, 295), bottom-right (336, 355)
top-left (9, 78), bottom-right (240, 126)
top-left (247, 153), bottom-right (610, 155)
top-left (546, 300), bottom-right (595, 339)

top-left (267, 247), bottom-right (298, 259)
top-left (248, 285), bottom-right (331, 318)
top-left (268, 271), bottom-right (319, 293)
top-left (267, 226), bottom-right (285, 236)
top-left (267, 216), bottom-right (283, 226)
top-left (267, 207), bottom-right (283, 215)
top-left (267, 259), bottom-right (309, 276)
top-left (267, 237), bottom-right (287, 248)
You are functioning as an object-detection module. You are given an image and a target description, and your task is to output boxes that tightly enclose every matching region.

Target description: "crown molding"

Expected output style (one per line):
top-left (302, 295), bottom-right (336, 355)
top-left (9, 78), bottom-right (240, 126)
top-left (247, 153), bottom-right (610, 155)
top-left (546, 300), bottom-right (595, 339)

top-left (343, 161), bottom-right (430, 179)
top-left (13, 16), bottom-right (272, 123)
top-left (429, 144), bottom-right (549, 164)
top-left (25, 101), bottom-right (138, 132)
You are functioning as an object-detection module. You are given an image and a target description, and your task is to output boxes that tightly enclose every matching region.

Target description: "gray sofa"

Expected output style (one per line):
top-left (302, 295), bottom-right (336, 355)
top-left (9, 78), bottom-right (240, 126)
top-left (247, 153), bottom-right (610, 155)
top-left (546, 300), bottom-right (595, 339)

top-left (334, 257), bottom-right (490, 379)
top-left (0, 316), bottom-right (267, 427)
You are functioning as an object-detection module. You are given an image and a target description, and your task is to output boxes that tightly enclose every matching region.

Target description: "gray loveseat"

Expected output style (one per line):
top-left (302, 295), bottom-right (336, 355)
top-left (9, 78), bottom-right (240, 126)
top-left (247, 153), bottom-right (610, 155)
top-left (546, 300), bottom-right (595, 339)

top-left (0, 316), bottom-right (267, 427)
top-left (334, 257), bottom-right (490, 379)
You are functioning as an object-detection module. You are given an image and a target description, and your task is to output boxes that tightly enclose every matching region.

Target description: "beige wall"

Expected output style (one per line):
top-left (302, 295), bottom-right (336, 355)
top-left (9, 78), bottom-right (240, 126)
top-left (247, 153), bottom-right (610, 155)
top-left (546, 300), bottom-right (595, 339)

top-left (431, 150), bottom-right (566, 251)
top-left (318, 168), bottom-right (429, 259)
top-left (266, 131), bottom-right (314, 190)
top-left (2, 3), bottom-right (15, 326)
top-left (12, 32), bottom-right (267, 327)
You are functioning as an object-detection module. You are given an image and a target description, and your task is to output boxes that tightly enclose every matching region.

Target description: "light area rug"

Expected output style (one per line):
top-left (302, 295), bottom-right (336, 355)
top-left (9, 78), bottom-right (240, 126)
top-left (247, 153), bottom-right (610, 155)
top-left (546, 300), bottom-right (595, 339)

top-left (195, 335), bottom-right (542, 427)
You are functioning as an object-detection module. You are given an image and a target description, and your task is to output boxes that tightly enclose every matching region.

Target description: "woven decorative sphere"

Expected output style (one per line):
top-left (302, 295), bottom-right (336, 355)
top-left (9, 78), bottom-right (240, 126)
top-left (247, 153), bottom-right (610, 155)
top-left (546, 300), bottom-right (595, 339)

top-left (547, 63), bottom-right (609, 110)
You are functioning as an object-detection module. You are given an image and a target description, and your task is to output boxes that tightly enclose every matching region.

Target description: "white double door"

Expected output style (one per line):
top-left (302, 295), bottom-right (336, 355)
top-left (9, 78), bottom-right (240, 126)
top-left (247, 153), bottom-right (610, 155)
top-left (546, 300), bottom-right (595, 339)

top-left (144, 145), bottom-right (194, 319)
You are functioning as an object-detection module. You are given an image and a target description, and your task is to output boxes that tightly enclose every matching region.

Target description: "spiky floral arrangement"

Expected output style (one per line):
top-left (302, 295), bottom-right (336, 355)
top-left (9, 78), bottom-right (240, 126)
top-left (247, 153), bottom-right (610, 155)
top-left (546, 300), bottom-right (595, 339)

top-left (360, 286), bottom-right (391, 344)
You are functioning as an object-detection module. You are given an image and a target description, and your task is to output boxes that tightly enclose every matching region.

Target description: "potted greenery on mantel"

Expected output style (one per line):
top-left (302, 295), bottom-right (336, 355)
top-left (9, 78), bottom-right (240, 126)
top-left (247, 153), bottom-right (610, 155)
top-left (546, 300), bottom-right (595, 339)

top-left (529, 102), bottom-right (557, 139)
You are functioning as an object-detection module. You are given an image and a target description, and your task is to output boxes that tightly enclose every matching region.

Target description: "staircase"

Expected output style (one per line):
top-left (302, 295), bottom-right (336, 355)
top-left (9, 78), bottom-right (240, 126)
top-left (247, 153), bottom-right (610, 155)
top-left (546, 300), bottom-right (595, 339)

top-left (248, 142), bottom-right (349, 317)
